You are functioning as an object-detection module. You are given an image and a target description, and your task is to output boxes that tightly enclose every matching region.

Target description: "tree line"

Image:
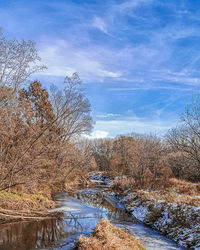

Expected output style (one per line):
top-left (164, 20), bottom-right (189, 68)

top-left (78, 104), bottom-right (200, 187)
top-left (81, 125), bottom-right (200, 189)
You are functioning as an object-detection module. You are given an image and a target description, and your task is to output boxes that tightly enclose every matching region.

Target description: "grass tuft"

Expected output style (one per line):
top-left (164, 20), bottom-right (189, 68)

top-left (77, 218), bottom-right (145, 250)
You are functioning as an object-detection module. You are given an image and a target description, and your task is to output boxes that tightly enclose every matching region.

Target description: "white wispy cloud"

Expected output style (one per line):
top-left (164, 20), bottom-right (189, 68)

top-left (95, 113), bottom-right (121, 118)
top-left (85, 130), bottom-right (109, 139)
top-left (92, 17), bottom-right (108, 34)
top-left (108, 86), bottom-right (194, 91)
top-left (38, 39), bottom-right (122, 81)
top-left (94, 117), bottom-right (174, 138)
top-left (112, 0), bottom-right (153, 14)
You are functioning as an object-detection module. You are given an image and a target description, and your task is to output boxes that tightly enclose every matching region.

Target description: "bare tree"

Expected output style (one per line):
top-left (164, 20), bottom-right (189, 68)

top-left (166, 95), bottom-right (200, 179)
top-left (50, 73), bottom-right (93, 140)
top-left (0, 29), bottom-right (46, 92)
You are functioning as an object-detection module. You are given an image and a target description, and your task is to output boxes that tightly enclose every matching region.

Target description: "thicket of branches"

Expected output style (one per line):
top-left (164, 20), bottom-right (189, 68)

top-left (84, 136), bottom-right (171, 188)
top-left (76, 95), bottom-right (200, 188)
top-left (0, 31), bottom-right (95, 193)
top-left (83, 124), bottom-right (200, 189)
top-left (77, 97), bottom-right (200, 187)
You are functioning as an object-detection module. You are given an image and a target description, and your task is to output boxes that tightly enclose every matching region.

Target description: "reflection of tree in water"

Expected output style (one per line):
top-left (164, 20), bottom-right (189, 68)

top-left (0, 214), bottom-right (101, 250)
top-left (74, 191), bottom-right (134, 223)
top-left (0, 219), bottom-right (66, 250)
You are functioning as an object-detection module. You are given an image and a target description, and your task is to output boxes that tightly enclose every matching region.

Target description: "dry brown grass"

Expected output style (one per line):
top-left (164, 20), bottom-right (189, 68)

top-left (167, 178), bottom-right (200, 195)
top-left (133, 189), bottom-right (200, 207)
top-left (0, 191), bottom-right (55, 211)
top-left (112, 178), bottom-right (135, 192)
top-left (77, 219), bottom-right (145, 250)
top-left (111, 176), bottom-right (200, 206)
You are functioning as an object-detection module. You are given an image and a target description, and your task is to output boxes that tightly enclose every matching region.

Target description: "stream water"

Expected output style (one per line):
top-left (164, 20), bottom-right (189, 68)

top-left (0, 186), bottom-right (185, 249)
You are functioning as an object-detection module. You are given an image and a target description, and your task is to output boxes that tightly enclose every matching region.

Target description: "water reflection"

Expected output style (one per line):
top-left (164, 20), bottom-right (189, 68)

top-left (73, 190), bottom-right (135, 223)
top-left (0, 219), bottom-right (66, 250)
top-left (73, 190), bottom-right (184, 250)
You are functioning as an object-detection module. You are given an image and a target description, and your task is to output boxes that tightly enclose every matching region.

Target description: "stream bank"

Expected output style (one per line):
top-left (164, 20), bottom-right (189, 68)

top-left (91, 173), bottom-right (200, 249)
top-left (90, 172), bottom-right (200, 249)
top-left (117, 190), bottom-right (200, 249)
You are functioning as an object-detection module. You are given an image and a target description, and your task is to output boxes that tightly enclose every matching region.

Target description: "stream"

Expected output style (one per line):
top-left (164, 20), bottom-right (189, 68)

top-left (0, 181), bottom-right (185, 249)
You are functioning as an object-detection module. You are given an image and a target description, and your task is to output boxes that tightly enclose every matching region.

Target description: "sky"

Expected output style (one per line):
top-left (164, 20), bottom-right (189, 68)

top-left (0, 0), bottom-right (200, 138)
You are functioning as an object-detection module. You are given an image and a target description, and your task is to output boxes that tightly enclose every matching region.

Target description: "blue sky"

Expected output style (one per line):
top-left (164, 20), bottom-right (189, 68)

top-left (0, 0), bottom-right (200, 138)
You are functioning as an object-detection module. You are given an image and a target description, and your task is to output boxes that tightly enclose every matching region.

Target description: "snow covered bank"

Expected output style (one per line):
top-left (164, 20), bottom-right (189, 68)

top-left (119, 191), bottom-right (200, 249)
